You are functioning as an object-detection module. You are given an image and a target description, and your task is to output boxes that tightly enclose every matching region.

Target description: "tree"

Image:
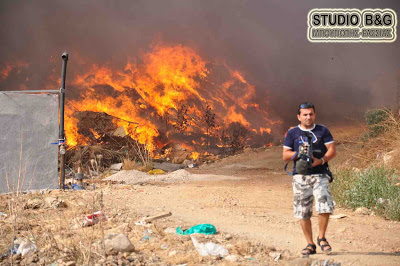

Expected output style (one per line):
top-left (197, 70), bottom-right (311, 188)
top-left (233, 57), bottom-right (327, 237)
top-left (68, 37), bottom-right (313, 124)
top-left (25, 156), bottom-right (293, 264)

top-left (203, 104), bottom-right (216, 147)
top-left (173, 103), bottom-right (188, 132)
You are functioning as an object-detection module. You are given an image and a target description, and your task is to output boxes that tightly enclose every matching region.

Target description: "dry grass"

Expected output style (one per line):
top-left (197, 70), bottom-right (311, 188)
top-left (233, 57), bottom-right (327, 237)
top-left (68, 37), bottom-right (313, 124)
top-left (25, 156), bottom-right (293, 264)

top-left (122, 159), bottom-right (140, 170)
top-left (330, 109), bottom-right (400, 169)
top-left (355, 109), bottom-right (400, 168)
top-left (1, 184), bottom-right (282, 265)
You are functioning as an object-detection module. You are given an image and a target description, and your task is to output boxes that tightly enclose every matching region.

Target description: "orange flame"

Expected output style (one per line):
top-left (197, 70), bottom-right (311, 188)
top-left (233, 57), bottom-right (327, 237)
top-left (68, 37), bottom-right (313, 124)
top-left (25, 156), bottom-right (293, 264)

top-left (62, 43), bottom-right (278, 149)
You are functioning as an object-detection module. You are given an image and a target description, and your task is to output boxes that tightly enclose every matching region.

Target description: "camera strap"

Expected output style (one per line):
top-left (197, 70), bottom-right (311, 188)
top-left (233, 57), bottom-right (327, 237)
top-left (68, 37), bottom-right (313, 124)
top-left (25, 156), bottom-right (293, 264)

top-left (284, 151), bottom-right (298, 176)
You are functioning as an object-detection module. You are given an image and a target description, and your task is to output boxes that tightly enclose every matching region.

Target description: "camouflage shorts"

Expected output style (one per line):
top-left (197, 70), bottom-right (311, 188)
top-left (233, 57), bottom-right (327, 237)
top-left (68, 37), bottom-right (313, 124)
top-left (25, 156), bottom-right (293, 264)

top-left (292, 174), bottom-right (334, 219)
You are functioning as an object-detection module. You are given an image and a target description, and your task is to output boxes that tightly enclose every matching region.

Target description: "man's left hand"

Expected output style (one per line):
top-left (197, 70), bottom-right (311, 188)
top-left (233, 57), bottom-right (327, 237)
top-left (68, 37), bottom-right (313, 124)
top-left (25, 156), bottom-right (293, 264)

top-left (311, 157), bottom-right (323, 167)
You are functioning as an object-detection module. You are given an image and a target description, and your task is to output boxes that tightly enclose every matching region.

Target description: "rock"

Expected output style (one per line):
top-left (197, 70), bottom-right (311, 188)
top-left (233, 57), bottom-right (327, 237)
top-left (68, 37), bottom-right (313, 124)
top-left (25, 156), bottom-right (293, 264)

top-left (225, 255), bottom-right (239, 262)
top-left (281, 249), bottom-right (292, 260)
top-left (104, 234), bottom-right (135, 253)
top-left (224, 234), bottom-right (232, 240)
top-left (153, 162), bottom-right (185, 172)
top-left (331, 214), bottom-right (347, 219)
top-left (183, 159), bottom-right (192, 167)
top-left (65, 261), bottom-right (76, 266)
top-left (171, 150), bottom-right (191, 164)
top-left (226, 244), bottom-right (233, 249)
top-left (44, 196), bottom-right (67, 208)
top-left (25, 198), bottom-right (44, 209)
top-left (269, 252), bottom-right (281, 261)
top-left (169, 250), bottom-right (177, 256)
top-left (160, 244), bottom-right (168, 250)
top-left (110, 163), bottom-right (123, 171)
top-left (355, 207), bottom-right (370, 215)
top-left (288, 257), bottom-right (313, 266)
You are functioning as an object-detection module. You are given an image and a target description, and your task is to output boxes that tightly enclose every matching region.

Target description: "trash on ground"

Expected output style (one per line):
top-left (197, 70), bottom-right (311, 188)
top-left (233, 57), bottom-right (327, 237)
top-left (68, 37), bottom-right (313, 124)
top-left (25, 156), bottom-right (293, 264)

top-left (135, 212), bottom-right (172, 226)
top-left (71, 184), bottom-right (85, 190)
top-left (191, 235), bottom-right (229, 256)
top-left (1, 238), bottom-right (19, 259)
top-left (0, 212), bottom-right (7, 220)
top-left (83, 211), bottom-right (108, 226)
top-left (16, 239), bottom-right (37, 257)
top-left (177, 223), bottom-right (217, 235)
top-left (148, 169), bottom-right (166, 175)
top-left (139, 229), bottom-right (154, 242)
top-left (188, 163), bottom-right (198, 168)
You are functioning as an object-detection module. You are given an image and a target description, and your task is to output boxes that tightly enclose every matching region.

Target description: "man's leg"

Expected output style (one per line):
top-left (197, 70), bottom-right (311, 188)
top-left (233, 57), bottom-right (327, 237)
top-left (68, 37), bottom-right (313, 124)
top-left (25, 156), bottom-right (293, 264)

top-left (300, 218), bottom-right (314, 245)
top-left (314, 174), bottom-right (335, 251)
top-left (318, 213), bottom-right (330, 250)
top-left (293, 175), bottom-right (315, 253)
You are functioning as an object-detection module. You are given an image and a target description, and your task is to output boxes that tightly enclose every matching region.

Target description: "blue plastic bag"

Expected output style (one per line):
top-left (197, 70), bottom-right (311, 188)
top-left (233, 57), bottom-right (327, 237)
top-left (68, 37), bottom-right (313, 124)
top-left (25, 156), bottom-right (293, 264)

top-left (176, 224), bottom-right (217, 235)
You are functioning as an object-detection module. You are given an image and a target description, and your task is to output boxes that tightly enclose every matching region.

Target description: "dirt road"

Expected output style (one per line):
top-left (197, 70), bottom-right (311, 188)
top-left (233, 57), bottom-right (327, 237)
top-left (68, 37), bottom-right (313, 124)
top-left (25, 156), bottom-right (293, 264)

top-left (105, 147), bottom-right (400, 265)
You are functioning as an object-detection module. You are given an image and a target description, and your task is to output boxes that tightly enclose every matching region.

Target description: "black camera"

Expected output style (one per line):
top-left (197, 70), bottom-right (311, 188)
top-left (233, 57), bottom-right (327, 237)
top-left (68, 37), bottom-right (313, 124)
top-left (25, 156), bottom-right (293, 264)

top-left (296, 132), bottom-right (314, 175)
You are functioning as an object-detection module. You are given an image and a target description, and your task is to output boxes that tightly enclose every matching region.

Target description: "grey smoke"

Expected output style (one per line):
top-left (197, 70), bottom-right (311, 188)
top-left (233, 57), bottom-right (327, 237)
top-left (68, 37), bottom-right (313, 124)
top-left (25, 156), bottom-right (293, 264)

top-left (0, 0), bottom-right (399, 129)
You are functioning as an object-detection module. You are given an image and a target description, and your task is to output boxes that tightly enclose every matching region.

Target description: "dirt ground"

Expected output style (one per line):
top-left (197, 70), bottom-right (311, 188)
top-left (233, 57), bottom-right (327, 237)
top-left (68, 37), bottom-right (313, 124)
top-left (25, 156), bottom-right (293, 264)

top-left (1, 137), bottom-right (400, 265)
top-left (105, 146), bottom-right (399, 265)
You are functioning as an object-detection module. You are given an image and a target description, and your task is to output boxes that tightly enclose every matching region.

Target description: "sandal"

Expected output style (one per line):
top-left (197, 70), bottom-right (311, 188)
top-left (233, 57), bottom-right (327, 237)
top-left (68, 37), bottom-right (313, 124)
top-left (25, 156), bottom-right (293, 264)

top-left (301, 243), bottom-right (316, 256)
top-left (317, 237), bottom-right (332, 253)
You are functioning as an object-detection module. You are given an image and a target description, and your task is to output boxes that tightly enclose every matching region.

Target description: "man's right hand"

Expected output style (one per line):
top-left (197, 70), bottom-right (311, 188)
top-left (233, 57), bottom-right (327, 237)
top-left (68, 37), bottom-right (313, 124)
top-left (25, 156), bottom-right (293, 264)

top-left (283, 148), bottom-right (298, 162)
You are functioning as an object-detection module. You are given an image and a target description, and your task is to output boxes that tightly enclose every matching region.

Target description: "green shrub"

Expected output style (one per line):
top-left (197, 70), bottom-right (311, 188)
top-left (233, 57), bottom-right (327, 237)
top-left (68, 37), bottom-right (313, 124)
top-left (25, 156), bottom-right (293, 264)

top-left (332, 167), bottom-right (400, 220)
top-left (330, 168), bottom-right (358, 206)
top-left (364, 109), bottom-right (389, 138)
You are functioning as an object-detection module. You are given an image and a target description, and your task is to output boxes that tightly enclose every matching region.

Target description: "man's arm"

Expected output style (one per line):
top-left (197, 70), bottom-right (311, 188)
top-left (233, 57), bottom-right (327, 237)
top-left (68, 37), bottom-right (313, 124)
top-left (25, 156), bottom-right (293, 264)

top-left (311, 142), bottom-right (336, 167)
top-left (283, 147), bottom-right (297, 162)
top-left (322, 142), bottom-right (336, 162)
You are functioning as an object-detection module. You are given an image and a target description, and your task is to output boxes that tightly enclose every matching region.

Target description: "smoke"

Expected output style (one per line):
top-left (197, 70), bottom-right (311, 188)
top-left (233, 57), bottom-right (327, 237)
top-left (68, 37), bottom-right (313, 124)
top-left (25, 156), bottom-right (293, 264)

top-left (0, 0), bottom-right (399, 130)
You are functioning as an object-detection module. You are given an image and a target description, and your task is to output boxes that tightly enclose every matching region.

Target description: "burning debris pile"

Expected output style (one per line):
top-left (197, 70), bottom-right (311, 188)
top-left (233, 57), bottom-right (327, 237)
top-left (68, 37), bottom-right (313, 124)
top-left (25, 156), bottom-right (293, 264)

top-left (59, 43), bottom-right (280, 176)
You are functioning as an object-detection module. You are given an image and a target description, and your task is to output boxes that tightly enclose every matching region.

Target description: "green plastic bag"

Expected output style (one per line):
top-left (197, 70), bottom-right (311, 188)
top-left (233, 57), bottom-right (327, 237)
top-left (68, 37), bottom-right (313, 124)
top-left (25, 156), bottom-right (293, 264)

top-left (176, 224), bottom-right (217, 235)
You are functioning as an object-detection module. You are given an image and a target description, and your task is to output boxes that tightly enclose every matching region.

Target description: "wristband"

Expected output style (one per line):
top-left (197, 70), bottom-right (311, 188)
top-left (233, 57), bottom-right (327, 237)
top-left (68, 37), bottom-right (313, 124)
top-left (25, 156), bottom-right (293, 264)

top-left (321, 158), bottom-right (325, 165)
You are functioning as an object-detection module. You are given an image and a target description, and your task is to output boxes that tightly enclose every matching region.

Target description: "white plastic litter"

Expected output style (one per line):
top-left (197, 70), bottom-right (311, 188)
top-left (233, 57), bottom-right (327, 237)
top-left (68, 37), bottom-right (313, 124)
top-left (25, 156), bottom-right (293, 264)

top-left (0, 212), bottom-right (7, 220)
top-left (17, 240), bottom-right (37, 257)
top-left (190, 235), bottom-right (229, 256)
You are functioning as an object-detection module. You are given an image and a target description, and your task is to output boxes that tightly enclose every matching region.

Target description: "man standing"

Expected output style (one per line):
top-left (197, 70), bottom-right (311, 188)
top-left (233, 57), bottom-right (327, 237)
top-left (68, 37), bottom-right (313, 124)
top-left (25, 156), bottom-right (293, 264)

top-left (282, 102), bottom-right (337, 256)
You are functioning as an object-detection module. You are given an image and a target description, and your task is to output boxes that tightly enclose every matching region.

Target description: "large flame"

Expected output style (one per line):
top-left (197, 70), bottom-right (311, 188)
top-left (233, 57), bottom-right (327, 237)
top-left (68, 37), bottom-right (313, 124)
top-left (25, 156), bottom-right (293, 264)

top-left (0, 43), bottom-right (278, 150)
top-left (64, 43), bottom-right (277, 149)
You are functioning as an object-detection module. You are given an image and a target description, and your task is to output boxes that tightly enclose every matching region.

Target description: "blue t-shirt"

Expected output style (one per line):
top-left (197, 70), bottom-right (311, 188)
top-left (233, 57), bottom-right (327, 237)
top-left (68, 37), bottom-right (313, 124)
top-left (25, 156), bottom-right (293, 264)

top-left (283, 124), bottom-right (334, 175)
